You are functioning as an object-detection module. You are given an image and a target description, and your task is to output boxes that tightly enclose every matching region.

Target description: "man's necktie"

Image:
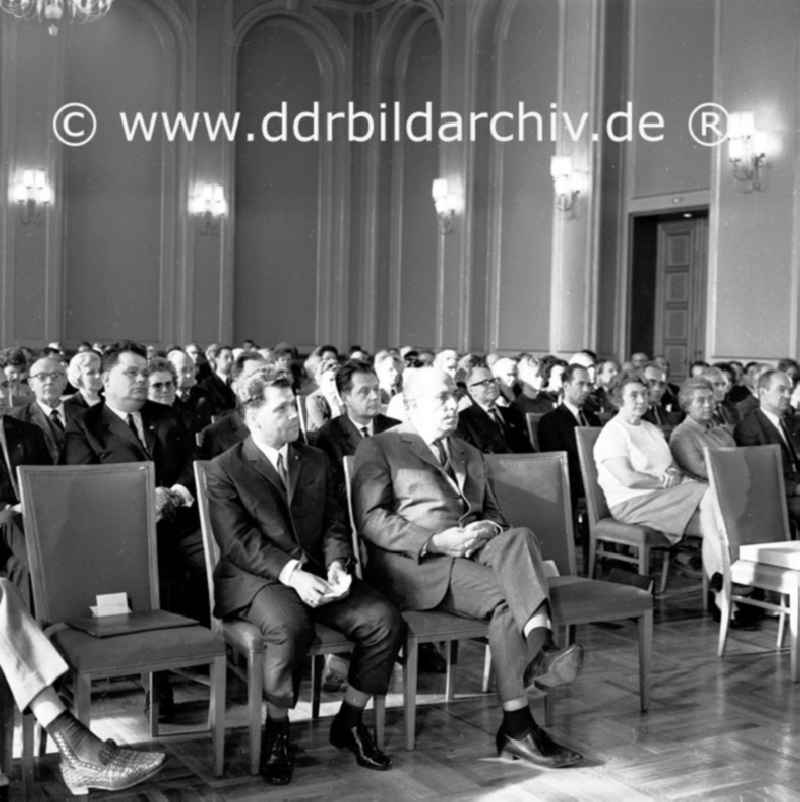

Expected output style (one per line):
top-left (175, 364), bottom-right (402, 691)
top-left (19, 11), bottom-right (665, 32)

top-left (360, 426), bottom-right (369, 438)
top-left (275, 452), bottom-right (288, 491)
top-left (126, 414), bottom-right (145, 448)
top-left (578, 409), bottom-right (589, 426)
top-left (49, 409), bottom-right (64, 432)
top-left (434, 438), bottom-right (457, 483)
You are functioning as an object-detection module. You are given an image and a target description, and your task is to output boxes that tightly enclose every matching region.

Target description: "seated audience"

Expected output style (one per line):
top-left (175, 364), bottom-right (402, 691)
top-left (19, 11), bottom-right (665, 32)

top-left (315, 360), bottom-right (399, 501)
top-left (689, 360), bottom-right (709, 378)
top-left (640, 362), bottom-right (682, 426)
top-left (11, 356), bottom-right (76, 464)
top-left (699, 365), bottom-right (739, 428)
top-left (539, 356), bottom-right (568, 404)
top-left (353, 367), bottom-right (584, 769)
top-left (513, 354), bottom-right (556, 415)
top-left (538, 364), bottom-right (600, 504)
top-left (64, 350), bottom-right (103, 411)
top-left (205, 365), bottom-right (403, 784)
top-left (373, 349), bottom-right (402, 408)
top-left (593, 374), bottom-right (724, 586)
top-left (168, 349), bottom-right (213, 435)
top-left (669, 378), bottom-right (735, 480)
top-left (490, 356), bottom-right (519, 405)
top-left (652, 356), bottom-right (680, 410)
top-left (200, 343), bottom-right (236, 417)
top-left (587, 359), bottom-right (620, 417)
top-left (147, 357), bottom-right (177, 407)
top-left (433, 348), bottom-right (459, 379)
top-left (734, 369), bottom-right (800, 525)
top-left (630, 352), bottom-right (649, 370)
top-left (2, 348), bottom-right (31, 406)
top-left (569, 350), bottom-right (597, 384)
top-left (0, 578), bottom-right (165, 794)
top-left (733, 361), bottom-right (767, 417)
top-left (303, 351), bottom-right (344, 434)
top-left (456, 364), bottom-right (533, 454)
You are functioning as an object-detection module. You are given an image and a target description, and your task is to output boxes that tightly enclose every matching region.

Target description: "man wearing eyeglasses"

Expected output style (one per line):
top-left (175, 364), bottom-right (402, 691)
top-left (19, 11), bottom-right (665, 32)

top-left (456, 365), bottom-right (534, 454)
top-left (10, 356), bottom-right (77, 464)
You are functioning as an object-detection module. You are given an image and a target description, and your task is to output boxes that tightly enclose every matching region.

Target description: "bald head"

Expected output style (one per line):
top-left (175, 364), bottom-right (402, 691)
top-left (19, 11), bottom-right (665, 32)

top-left (403, 367), bottom-right (459, 442)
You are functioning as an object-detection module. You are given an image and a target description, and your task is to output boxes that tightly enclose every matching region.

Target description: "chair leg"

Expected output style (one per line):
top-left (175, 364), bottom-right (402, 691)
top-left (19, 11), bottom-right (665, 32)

top-left (147, 672), bottom-right (158, 738)
top-left (74, 674), bottom-right (91, 727)
top-left (311, 654), bottom-right (324, 721)
top-left (0, 675), bottom-right (13, 779)
top-left (587, 535), bottom-right (598, 579)
top-left (638, 609), bottom-right (652, 713)
top-left (445, 641), bottom-right (457, 701)
top-left (404, 638), bottom-right (419, 751)
top-left (790, 588), bottom-right (799, 682)
top-left (247, 653), bottom-right (264, 775)
top-left (637, 544), bottom-right (649, 576)
top-left (778, 594), bottom-right (788, 649)
top-left (210, 655), bottom-right (226, 778)
top-left (21, 712), bottom-right (35, 789)
top-left (717, 581), bottom-right (732, 658)
top-left (481, 643), bottom-right (492, 694)
top-left (658, 550), bottom-right (670, 594)
top-left (373, 695), bottom-right (386, 750)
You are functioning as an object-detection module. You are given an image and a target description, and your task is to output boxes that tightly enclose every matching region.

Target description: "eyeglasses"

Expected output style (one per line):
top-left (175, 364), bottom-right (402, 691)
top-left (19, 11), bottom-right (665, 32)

top-left (469, 378), bottom-right (498, 388)
top-left (30, 372), bottom-right (65, 382)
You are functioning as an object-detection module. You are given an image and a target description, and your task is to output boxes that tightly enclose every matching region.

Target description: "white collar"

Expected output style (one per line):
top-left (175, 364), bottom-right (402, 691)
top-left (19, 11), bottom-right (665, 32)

top-left (348, 415), bottom-right (373, 436)
top-left (563, 399), bottom-right (582, 421)
top-left (105, 402), bottom-right (141, 423)
top-left (253, 439), bottom-right (289, 472)
top-left (36, 399), bottom-right (65, 419)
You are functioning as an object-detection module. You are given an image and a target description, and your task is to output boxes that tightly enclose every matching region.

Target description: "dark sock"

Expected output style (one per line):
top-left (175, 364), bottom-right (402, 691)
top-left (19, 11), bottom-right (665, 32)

top-left (46, 712), bottom-right (105, 764)
top-left (502, 706), bottom-right (535, 739)
top-left (336, 700), bottom-right (363, 729)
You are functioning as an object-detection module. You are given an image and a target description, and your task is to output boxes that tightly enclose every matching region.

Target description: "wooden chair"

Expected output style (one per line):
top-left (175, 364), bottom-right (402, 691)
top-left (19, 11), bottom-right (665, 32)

top-left (575, 426), bottom-right (674, 592)
top-left (485, 452), bottom-right (653, 715)
top-left (193, 460), bottom-right (385, 775)
top-left (525, 412), bottom-right (545, 451)
top-left (18, 462), bottom-right (227, 777)
top-left (704, 444), bottom-right (800, 678)
top-left (343, 456), bottom-right (489, 751)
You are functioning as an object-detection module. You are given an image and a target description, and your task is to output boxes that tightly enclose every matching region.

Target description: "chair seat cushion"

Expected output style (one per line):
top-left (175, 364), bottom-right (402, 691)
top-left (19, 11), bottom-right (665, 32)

top-left (596, 518), bottom-right (671, 547)
top-left (53, 625), bottom-right (225, 674)
top-left (548, 576), bottom-right (652, 625)
top-left (402, 610), bottom-right (488, 641)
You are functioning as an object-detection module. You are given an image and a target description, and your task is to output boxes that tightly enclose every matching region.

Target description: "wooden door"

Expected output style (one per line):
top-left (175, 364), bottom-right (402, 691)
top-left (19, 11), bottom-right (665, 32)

top-left (653, 218), bottom-right (708, 383)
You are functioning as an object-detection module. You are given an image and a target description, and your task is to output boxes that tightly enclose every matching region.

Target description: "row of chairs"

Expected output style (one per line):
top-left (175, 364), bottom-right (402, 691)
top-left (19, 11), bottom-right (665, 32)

top-left (9, 442), bottom-right (794, 781)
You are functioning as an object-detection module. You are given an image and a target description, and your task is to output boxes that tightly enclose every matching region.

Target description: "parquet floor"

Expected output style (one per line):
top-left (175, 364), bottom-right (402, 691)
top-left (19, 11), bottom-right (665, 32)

top-left (9, 575), bottom-right (800, 801)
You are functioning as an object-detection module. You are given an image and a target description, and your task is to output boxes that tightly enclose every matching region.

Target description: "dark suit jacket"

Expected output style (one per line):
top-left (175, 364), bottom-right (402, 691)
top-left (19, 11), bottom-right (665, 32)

top-left (352, 424), bottom-right (507, 610)
top-left (537, 404), bottom-right (600, 501)
top-left (63, 400), bottom-right (195, 490)
top-left (315, 414), bottom-right (399, 501)
top-left (173, 386), bottom-right (213, 435)
top-left (456, 404), bottom-right (533, 454)
top-left (199, 373), bottom-right (235, 417)
top-left (734, 409), bottom-right (800, 495)
top-left (205, 437), bottom-right (352, 618)
top-left (10, 401), bottom-right (81, 464)
top-left (736, 393), bottom-right (759, 420)
top-left (642, 404), bottom-right (683, 426)
top-left (197, 411), bottom-right (249, 460)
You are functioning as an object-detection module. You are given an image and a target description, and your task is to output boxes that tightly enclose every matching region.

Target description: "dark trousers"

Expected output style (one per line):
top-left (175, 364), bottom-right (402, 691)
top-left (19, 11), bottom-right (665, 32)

top-left (243, 577), bottom-right (404, 709)
top-left (437, 527), bottom-right (549, 703)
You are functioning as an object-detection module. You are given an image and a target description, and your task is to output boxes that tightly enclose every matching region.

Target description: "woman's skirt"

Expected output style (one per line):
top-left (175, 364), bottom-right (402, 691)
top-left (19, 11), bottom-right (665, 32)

top-left (609, 480), bottom-right (707, 544)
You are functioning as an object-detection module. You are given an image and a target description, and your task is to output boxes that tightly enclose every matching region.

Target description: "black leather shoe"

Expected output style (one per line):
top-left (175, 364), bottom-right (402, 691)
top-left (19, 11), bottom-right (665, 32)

top-left (260, 721), bottom-right (293, 785)
top-left (330, 717), bottom-right (392, 770)
top-left (496, 723), bottom-right (582, 769)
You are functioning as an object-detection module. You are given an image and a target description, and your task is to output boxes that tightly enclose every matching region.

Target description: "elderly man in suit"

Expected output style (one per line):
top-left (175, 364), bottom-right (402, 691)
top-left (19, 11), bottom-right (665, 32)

top-left (457, 364), bottom-right (533, 454)
top-left (167, 349), bottom-right (212, 436)
top-left (63, 341), bottom-right (204, 620)
top-left (200, 344), bottom-right (236, 417)
top-left (205, 364), bottom-right (403, 785)
top-left (538, 364), bottom-right (600, 504)
top-left (734, 369), bottom-right (800, 524)
top-left (11, 356), bottom-right (77, 464)
top-left (352, 367), bottom-right (583, 769)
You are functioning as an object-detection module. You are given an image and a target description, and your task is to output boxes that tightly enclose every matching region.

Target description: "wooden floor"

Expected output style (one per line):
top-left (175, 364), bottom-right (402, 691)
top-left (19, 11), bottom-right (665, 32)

top-left (9, 574), bottom-right (800, 801)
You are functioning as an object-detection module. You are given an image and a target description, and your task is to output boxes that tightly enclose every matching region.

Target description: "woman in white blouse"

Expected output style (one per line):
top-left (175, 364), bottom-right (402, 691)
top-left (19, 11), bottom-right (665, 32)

top-left (594, 374), bottom-right (729, 611)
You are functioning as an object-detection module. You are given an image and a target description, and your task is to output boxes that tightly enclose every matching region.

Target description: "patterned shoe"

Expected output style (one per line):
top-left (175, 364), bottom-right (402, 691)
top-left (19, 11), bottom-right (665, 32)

top-left (56, 738), bottom-right (165, 795)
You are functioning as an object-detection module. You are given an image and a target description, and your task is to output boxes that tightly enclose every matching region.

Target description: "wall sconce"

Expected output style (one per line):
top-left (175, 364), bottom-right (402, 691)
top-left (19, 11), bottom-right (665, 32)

top-left (189, 182), bottom-right (227, 233)
top-left (432, 177), bottom-right (458, 235)
top-left (10, 169), bottom-right (53, 224)
top-left (727, 111), bottom-right (766, 191)
top-left (549, 156), bottom-right (580, 213)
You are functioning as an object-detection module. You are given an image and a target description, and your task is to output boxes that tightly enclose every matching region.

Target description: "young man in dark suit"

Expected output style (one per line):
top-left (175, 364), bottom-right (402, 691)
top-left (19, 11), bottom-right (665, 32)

top-left (456, 364), bottom-right (533, 454)
top-left (538, 364), bottom-right (600, 505)
top-left (205, 365), bottom-right (403, 785)
top-left (353, 367), bottom-right (583, 770)
top-left (199, 344), bottom-right (236, 417)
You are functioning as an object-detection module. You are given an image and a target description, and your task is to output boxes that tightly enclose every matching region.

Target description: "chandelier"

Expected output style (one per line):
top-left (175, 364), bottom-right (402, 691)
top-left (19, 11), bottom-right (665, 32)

top-left (0, 0), bottom-right (113, 36)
